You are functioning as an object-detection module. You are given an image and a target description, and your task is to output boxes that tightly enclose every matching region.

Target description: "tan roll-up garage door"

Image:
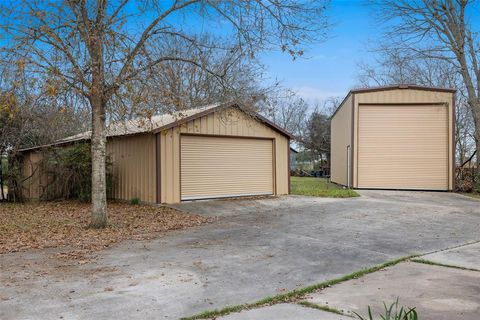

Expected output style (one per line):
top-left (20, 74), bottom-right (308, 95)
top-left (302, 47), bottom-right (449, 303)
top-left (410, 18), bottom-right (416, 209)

top-left (357, 104), bottom-right (449, 190)
top-left (180, 135), bottom-right (274, 200)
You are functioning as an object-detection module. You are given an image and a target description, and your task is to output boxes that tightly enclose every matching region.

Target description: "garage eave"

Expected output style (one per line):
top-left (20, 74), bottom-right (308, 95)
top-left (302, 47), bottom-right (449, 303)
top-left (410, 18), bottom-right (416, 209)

top-left (350, 84), bottom-right (456, 94)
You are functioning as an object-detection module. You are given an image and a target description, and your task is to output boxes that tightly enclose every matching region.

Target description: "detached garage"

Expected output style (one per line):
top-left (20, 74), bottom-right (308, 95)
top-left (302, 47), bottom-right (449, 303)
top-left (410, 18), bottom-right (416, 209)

top-left (19, 103), bottom-right (291, 204)
top-left (330, 85), bottom-right (455, 191)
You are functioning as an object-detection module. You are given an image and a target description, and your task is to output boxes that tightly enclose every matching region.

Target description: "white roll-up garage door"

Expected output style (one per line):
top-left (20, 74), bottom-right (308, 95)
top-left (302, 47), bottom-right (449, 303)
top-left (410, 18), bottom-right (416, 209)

top-left (357, 104), bottom-right (449, 190)
top-left (180, 135), bottom-right (274, 200)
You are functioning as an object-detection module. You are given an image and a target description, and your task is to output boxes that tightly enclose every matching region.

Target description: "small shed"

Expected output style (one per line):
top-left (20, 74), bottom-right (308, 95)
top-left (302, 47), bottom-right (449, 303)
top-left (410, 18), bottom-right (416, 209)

top-left (19, 103), bottom-right (291, 204)
top-left (330, 85), bottom-right (455, 191)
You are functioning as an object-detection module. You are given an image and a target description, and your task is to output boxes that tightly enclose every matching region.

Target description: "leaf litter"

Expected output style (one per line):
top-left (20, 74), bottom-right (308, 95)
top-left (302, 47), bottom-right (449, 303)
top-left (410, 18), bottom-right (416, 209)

top-left (0, 201), bottom-right (213, 261)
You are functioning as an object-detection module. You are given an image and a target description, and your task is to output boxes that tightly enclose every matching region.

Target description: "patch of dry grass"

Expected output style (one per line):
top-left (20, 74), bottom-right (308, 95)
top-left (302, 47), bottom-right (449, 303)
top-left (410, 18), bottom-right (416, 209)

top-left (0, 201), bottom-right (213, 258)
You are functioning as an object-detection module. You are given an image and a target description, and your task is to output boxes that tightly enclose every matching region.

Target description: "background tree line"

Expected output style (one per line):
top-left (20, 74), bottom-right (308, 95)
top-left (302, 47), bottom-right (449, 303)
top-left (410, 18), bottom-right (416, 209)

top-left (2, 0), bottom-right (479, 213)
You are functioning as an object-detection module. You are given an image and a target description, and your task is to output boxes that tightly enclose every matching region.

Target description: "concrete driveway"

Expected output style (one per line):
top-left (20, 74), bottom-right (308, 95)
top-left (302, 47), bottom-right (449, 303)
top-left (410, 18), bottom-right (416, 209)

top-left (1, 191), bottom-right (480, 319)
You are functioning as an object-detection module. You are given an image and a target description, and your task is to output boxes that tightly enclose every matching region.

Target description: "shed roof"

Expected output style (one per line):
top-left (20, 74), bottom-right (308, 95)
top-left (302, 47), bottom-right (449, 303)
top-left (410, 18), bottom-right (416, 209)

top-left (330, 84), bottom-right (456, 120)
top-left (19, 103), bottom-right (291, 152)
top-left (349, 84), bottom-right (456, 94)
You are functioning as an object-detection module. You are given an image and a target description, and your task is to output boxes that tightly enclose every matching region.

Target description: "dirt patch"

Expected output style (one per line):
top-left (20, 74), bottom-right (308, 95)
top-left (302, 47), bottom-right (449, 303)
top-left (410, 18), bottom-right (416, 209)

top-left (0, 201), bottom-right (214, 259)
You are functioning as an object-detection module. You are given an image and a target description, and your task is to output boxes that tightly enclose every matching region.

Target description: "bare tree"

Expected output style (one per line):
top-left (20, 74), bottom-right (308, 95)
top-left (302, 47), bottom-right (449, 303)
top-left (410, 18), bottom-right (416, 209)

top-left (298, 97), bottom-right (340, 167)
top-left (111, 34), bottom-right (274, 121)
top-left (0, 63), bottom-right (89, 151)
top-left (0, 0), bottom-right (329, 227)
top-left (374, 0), bottom-right (480, 168)
top-left (262, 89), bottom-right (309, 138)
top-left (358, 49), bottom-right (461, 88)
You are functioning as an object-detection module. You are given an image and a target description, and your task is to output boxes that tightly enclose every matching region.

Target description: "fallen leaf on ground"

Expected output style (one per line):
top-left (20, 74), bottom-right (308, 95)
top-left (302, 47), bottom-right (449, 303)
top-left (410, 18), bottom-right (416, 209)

top-left (0, 201), bottom-right (214, 259)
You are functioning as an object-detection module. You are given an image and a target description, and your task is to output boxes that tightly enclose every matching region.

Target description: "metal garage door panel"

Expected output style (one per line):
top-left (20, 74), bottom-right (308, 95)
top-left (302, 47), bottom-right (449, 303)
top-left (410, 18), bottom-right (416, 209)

top-left (181, 135), bottom-right (273, 200)
top-left (358, 105), bottom-right (448, 190)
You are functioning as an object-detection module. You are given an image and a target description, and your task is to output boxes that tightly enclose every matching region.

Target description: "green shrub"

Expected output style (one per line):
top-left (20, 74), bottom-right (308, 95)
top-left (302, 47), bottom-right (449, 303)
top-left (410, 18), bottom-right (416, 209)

top-left (130, 197), bottom-right (140, 205)
top-left (41, 142), bottom-right (113, 202)
top-left (354, 299), bottom-right (417, 320)
top-left (4, 156), bottom-right (25, 202)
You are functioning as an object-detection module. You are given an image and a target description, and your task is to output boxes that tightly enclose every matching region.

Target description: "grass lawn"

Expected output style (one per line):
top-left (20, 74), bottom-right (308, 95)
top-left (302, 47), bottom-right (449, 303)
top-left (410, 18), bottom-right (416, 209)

top-left (291, 176), bottom-right (359, 198)
top-left (0, 201), bottom-right (212, 259)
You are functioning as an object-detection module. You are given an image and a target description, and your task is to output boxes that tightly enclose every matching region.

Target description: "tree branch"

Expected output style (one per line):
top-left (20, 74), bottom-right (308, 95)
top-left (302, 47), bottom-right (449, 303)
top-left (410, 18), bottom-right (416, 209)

top-left (113, 0), bottom-right (200, 91)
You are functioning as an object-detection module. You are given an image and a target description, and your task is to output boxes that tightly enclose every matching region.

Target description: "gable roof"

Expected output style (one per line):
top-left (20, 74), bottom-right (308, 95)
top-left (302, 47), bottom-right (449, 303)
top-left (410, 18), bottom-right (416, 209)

top-left (349, 84), bottom-right (456, 94)
top-left (19, 103), bottom-right (291, 152)
top-left (330, 84), bottom-right (456, 120)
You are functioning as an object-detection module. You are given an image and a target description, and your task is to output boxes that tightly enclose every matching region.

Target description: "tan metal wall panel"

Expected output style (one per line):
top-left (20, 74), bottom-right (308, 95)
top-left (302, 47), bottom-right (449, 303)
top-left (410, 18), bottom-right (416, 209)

top-left (159, 108), bottom-right (289, 204)
top-left (159, 127), bottom-right (181, 203)
top-left (20, 151), bottom-right (43, 200)
top-left (331, 94), bottom-right (353, 186)
top-left (274, 136), bottom-right (288, 194)
top-left (180, 136), bottom-right (273, 199)
top-left (21, 134), bottom-right (156, 202)
top-left (357, 104), bottom-right (449, 190)
top-left (355, 89), bottom-right (453, 105)
top-left (107, 134), bottom-right (156, 203)
top-left (353, 89), bottom-right (454, 189)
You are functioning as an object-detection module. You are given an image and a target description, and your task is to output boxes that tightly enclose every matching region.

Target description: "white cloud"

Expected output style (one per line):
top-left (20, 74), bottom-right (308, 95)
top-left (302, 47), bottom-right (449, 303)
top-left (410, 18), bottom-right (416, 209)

top-left (293, 86), bottom-right (344, 103)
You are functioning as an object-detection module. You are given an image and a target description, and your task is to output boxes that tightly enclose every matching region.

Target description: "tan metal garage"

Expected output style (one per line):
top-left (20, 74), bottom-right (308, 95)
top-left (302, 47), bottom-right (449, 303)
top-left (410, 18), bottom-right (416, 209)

top-left (331, 85), bottom-right (455, 191)
top-left (19, 103), bottom-right (291, 204)
top-left (156, 105), bottom-right (290, 203)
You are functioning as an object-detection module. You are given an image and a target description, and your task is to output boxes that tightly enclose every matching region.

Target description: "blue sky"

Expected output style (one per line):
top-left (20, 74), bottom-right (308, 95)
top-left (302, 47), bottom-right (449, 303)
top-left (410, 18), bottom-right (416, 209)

top-left (260, 0), bottom-right (376, 103)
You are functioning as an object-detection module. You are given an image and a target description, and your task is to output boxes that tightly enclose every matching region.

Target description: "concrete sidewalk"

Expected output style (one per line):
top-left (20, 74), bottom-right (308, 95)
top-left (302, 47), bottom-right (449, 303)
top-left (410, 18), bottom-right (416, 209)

top-left (305, 261), bottom-right (480, 320)
top-left (420, 242), bottom-right (480, 270)
top-left (217, 242), bottom-right (480, 320)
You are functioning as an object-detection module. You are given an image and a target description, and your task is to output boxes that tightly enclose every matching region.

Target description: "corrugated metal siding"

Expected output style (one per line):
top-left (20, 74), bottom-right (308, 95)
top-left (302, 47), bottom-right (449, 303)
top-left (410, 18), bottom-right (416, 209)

top-left (159, 108), bottom-right (289, 204)
top-left (180, 135), bottom-right (273, 200)
top-left (353, 89), bottom-right (454, 190)
top-left (330, 94), bottom-right (353, 186)
top-left (20, 135), bottom-right (156, 202)
top-left (357, 105), bottom-right (449, 190)
top-left (107, 134), bottom-right (156, 203)
top-left (20, 151), bottom-right (43, 200)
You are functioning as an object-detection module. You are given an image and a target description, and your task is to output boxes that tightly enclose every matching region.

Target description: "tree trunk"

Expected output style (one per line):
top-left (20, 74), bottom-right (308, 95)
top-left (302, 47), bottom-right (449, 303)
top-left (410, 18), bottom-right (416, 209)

top-left (90, 95), bottom-right (108, 228)
top-left (88, 15), bottom-right (108, 228)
